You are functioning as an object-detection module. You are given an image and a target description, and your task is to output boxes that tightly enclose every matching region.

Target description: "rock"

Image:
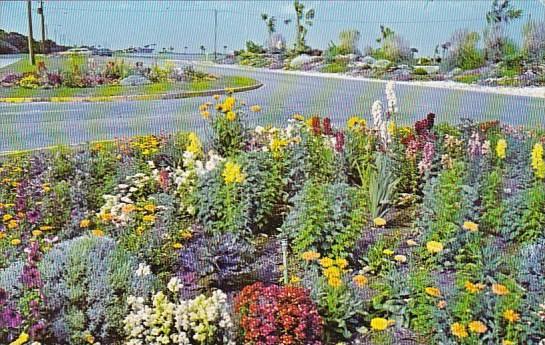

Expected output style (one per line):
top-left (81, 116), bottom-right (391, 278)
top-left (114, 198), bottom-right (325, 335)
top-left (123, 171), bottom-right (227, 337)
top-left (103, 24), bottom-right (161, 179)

top-left (362, 55), bottom-right (376, 65)
top-left (120, 75), bottom-right (151, 86)
top-left (390, 69), bottom-right (412, 81)
top-left (289, 54), bottom-right (322, 69)
top-left (449, 68), bottom-right (463, 77)
top-left (352, 61), bottom-right (372, 69)
top-left (397, 64), bottom-right (411, 70)
top-left (414, 65), bottom-right (440, 74)
top-left (372, 59), bottom-right (392, 69)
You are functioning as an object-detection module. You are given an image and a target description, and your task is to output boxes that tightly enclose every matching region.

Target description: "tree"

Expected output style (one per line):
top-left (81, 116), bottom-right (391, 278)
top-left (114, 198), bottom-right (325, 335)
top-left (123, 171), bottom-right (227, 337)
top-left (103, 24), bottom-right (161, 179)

top-left (293, 0), bottom-right (315, 53)
top-left (200, 45), bottom-right (206, 55)
top-left (261, 13), bottom-right (277, 38)
top-left (376, 25), bottom-right (395, 44)
top-left (486, 0), bottom-right (522, 24)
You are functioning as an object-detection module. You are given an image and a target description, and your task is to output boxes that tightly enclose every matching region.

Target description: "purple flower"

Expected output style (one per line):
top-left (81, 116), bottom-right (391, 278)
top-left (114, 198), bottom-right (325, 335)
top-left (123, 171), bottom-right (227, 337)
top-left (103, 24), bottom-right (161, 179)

top-left (27, 209), bottom-right (41, 224)
top-left (0, 288), bottom-right (7, 305)
top-left (30, 320), bottom-right (46, 338)
top-left (21, 264), bottom-right (42, 288)
top-left (0, 308), bottom-right (23, 328)
top-left (334, 132), bottom-right (345, 152)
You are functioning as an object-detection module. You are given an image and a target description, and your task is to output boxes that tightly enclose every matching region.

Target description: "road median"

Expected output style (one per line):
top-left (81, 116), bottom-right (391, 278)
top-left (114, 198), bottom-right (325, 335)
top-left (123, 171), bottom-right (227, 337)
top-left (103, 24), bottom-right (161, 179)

top-left (0, 82), bottom-right (263, 104)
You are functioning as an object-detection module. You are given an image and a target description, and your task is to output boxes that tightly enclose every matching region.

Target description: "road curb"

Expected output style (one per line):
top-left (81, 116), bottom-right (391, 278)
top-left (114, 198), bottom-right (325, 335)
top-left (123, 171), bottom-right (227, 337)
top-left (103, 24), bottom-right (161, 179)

top-left (0, 82), bottom-right (263, 104)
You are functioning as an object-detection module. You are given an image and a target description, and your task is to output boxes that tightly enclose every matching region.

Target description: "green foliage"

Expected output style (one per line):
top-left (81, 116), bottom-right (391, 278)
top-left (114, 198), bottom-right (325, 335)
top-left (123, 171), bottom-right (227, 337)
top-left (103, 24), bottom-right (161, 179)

top-left (517, 182), bottom-right (545, 243)
top-left (282, 181), bottom-right (366, 257)
top-left (480, 167), bottom-right (504, 234)
top-left (245, 40), bottom-right (266, 54)
top-left (413, 67), bottom-right (428, 76)
top-left (321, 61), bottom-right (348, 73)
top-left (211, 112), bottom-right (246, 157)
top-left (360, 153), bottom-right (400, 219)
top-left (338, 29), bottom-right (361, 55)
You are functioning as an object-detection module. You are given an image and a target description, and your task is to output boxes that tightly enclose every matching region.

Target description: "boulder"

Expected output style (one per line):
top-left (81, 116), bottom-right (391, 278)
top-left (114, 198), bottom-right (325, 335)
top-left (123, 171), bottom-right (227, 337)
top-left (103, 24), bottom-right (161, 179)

top-left (289, 54), bottom-right (321, 69)
top-left (119, 75), bottom-right (151, 86)
top-left (372, 59), bottom-right (392, 69)
top-left (362, 55), bottom-right (376, 65)
top-left (414, 65), bottom-right (440, 74)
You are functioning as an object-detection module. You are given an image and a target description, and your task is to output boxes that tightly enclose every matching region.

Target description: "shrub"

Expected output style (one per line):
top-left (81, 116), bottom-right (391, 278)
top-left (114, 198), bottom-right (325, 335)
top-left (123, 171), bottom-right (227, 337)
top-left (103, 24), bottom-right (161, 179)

top-left (413, 67), bottom-right (428, 76)
top-left (321, 61), bottom-right (348, 73)
top-left (234, 282), bottom-right (323, 345)
top-left (245, 40), bottom-right (266, 54)
top-left (30, 236), bottom-right (154, 344)
top-left (523, 20), bottom-right (545, 63)
top-left (380, 34), bottom-right (413, 63)
top-left (338, 29), bottom-right (361, 55)
top-left (444, 29), bottom-right (485, 70)
top-left (282, 181), bottom-right (366, 257)
top-left (194, 150), bottom-right (284, 237)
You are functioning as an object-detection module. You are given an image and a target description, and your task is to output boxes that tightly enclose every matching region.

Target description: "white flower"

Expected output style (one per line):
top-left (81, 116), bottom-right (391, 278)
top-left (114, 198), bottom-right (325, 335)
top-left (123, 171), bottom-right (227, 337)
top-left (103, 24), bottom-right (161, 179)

top-left (167, 277), bottom-right (182, 293)
top-left (385, 81), bottom-right (398, 115)
top-left (136, 263), bottom-right (151, 277)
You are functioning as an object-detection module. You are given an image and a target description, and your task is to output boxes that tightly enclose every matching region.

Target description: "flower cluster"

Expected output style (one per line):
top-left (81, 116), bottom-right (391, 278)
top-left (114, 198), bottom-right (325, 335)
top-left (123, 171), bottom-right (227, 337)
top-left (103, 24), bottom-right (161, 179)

top-left (531, 142), bottom-right (545, 179)
top-left (234, 282), bottom-right (323, 345)
top-left (125, 285), bottom-right (235, 345)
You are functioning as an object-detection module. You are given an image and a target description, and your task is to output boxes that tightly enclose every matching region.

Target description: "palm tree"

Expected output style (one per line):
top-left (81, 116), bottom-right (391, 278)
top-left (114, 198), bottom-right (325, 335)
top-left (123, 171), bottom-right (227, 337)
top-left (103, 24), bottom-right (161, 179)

top-left (486, 0), bottom-right (522, 24)
top-left (261, 13), bottom-right (277, 43)
top-left (184, 46), bottom-right (188, 54)
top-left (200, 45), bottom-right (206, 55)
top-left (293, 0), bottom-right (315, 53)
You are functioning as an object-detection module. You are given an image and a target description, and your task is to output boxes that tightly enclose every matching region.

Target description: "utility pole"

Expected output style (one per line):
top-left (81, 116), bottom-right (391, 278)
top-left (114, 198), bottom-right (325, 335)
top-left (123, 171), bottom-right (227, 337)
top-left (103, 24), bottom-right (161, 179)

top-left (213, 9), bottom-right (218, 62)
top-left (38, 0), bottom-right (46, 54)
top-left (27, 0), bottom-right (36, 65)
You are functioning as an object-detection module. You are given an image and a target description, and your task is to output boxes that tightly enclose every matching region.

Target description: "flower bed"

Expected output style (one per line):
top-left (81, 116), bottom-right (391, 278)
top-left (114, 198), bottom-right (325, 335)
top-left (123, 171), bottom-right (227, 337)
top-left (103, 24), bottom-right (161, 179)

top-left (1, 85), bottom-right (545, 344)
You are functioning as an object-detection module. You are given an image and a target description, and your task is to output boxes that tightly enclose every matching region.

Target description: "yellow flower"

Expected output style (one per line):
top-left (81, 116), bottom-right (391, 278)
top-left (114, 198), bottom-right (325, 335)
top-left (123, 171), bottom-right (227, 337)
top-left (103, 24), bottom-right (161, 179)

top-left (319, 257), bottom-right (334, 268)
top-left (352, 274), bottom-right (368, 288)
top-left (502, 340), bottom-right (515, 345)
top-left (172, 242), bottom-right (183, 249)
top-left (80, 219), bottom-right (91, 228)
top-left (91, 229), bottom-right (104, 237)
top-left (327, 277), bottom-right (342, 288)
top-left (293, 114), bottom-right (305, 121)
top-left (32, 230), bottom-right (43, 237)
top-left (0, 232), bottom-right (6, 239)
top-left (335, 258), bottom-right (348, 269)
top-left (290, 275), bottom-right (301, 284)
top-left (186, 132), bottom-right (202, 155)
top-left (463, 221), bottom-right (479, 232)
top-left (9, 331), bottom-right (29, 345)
top-left (143, 204), bottom-right (157, 213)
top-left (222, 161), bottom-right (245, 184)
top-left (406, 239), bottom-right (418, 246)
top-left (492, 283), bottom-right (509, 296)
top-left (394, 254), bottom-right (407, 263)
top-left (323, 266), bottom-right (341, 279)
top-left (201, 110), bottom-right (210, 119)
top-left (225, 111), bottom-right (237, 121)
top-left (382, 249), bottom-right (394, 256)
top-left (250, 105), bottom-right (262, 112)
top-left (468, 320), bottom-right (487, 334)
top-left (223, 96), bottom-right (236, 112)
top-left (179, 229), bottom-right (193, 240)
top-left (387, 121), bottom-right (396, 136)
top-left (425, 287), bottom-right (442, 298)
top-left (347, 116), bottom-right (366, 130)
top-left (143, 215), bottom-right (156, 223)
top-left (503, 309), bottom-right (520, 323)
top-left (496, 139), bottom-right (507, 159)
top-left (373, 217), bottom-right (387, 227)
top-left (2, 214), bottom-right (13, 222)
top-left (198, 104), bottom-right (208, 112)
top-left (10, 238), bottom-right (21, 246)
top-left (301, 251), bottom-right (321, 261)
top-left (531, 143), bottom-right (545, 179)
top-left (39, 225), bottom-right (53, 231)
top-left (100, 213), bottom-right (113, 222)
top-left (7, 220), bottom-right (17, 229)
top-left (212, 94), bottom-right (220, 100)
top-left (370, 317), bottom-right (389, 331)
top-left (451, 322), bottom-right (468, 339)
top-left (122, 204), bottom-right (137, 214)
top-left (85, 333), bottom-right (95, 344)
top-left (426, 241), bottom-right (444, 254)
top-left (464, 281), bottom-right (484, 294)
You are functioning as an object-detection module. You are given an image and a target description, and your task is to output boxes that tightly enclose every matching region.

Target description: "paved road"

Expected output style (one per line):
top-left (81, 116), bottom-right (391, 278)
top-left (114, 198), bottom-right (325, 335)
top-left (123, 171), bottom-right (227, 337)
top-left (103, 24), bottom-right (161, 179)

top-left (1, 61), bottom-right (545, 152)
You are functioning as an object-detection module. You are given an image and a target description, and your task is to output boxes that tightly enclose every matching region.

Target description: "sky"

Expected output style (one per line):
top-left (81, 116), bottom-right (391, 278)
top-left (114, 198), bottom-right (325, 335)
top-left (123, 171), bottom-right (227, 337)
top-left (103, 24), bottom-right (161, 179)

top-left (2, 0), bottom-right (545, 55)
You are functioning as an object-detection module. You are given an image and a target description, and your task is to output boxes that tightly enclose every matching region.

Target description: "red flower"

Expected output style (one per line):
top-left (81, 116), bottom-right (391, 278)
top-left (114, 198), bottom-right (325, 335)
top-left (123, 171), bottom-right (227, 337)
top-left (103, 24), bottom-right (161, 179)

top-left (234, 283), bottom-right (323, 345)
